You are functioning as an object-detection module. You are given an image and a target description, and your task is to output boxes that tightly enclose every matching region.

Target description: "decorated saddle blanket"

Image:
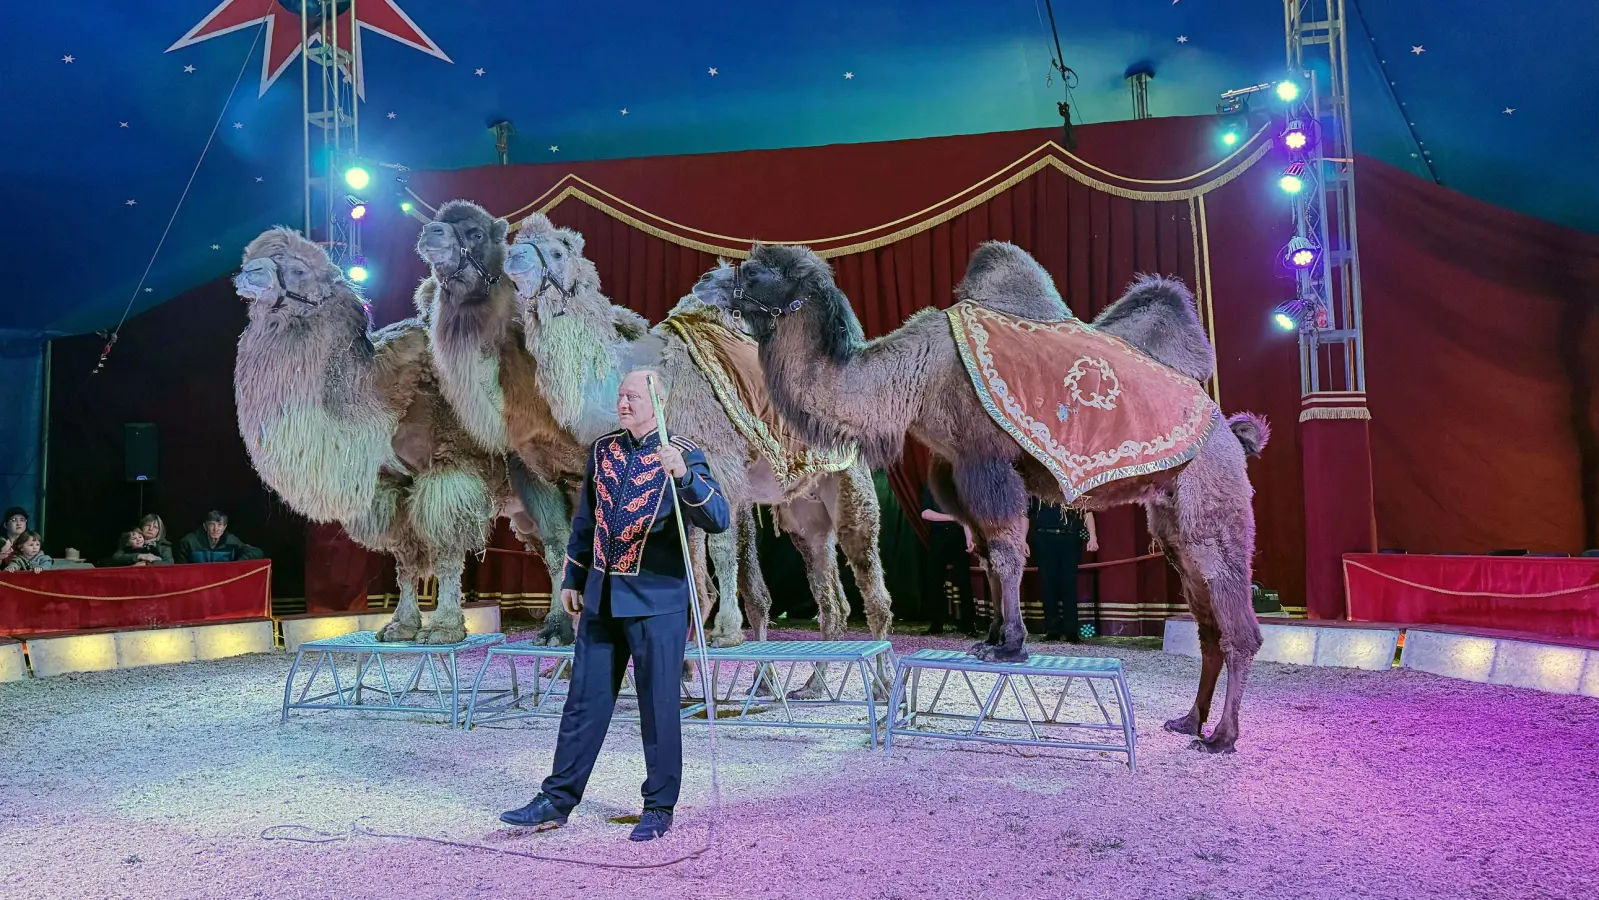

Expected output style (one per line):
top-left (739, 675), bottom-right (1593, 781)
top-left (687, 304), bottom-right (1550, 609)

top-left (661, 307), bottom-right (857, 490)
top-left (946, 301), bottom-right (1219, 503)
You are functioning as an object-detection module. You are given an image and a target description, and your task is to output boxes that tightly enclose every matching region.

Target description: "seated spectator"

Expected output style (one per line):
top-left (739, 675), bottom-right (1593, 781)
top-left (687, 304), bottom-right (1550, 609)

top-left (0, 507), bottom-right (29, 567)
top-left (4, 531), bottom-right (52, 573)
top-left (137, 514), bottom-right (174, 564)
top-left (176, 511), bottom-right (264, 564)
top-left (105, 530), bottom-right (165, 567)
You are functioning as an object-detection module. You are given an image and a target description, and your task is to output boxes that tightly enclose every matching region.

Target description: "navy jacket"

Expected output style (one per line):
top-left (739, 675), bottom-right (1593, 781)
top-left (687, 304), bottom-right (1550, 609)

top-left (562, 428), bottom-right (730, 617)
top-left (175, 529), bottom-right (265, 564)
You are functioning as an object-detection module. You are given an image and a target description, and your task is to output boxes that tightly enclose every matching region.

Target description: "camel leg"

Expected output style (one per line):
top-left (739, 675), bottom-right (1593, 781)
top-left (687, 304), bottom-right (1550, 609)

top-left (951, 457), bottom-right (1030, 663)
top-left (418, 553), bottom-right (468, 645)
top-left (737, 506), bottom-right (773, 642)
top-left (835, 463), bottom-right (893, 640)
top-left (377, 557), bottom-right (424, 643)
top-left (777, 501), bottom-right (844, 699)
top-left (704, 528), bottom-right (746, 648)
top-left (515, 474), bottom-right (574, 647)
top-left (1150, 432), bottom-right (1263, 753)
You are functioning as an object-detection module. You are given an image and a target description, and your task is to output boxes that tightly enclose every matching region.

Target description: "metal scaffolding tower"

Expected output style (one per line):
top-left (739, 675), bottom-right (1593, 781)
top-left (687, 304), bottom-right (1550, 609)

top-left (299, 0), bottom-right (361, 273)
top-left (1284, 0), bottom-right (1365, 395)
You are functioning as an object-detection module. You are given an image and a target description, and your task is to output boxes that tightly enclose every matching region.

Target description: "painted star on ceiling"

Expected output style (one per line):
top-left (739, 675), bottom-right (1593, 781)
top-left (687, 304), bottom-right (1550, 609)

top-left (167, 0), bottom-right (451, 98)
top-left (1411, 45), bottom-right (1425, 55)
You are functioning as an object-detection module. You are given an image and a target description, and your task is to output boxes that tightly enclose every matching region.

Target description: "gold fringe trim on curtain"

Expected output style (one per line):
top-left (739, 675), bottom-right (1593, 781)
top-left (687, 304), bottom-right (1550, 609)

top-left (1299, 407), bottom-right (1373, 422)
top-left (405, 124), bottom-right (1275, 260)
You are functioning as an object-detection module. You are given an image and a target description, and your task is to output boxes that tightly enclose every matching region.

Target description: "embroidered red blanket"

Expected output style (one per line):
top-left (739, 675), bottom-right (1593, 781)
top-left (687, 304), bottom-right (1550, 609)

top-left (946, 301), bottom-right (1219, 503)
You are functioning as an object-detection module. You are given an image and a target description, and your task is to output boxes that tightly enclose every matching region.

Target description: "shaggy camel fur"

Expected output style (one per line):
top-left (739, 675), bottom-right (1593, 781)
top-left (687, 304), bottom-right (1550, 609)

top-left (233, 227), bottom-right (528, 644)
top-left (730, 241), bottom-right (1270, 753)
top-left (505, 216), bottom-right (894, 652)
top-left (415, 202), bottom-right (588, 646)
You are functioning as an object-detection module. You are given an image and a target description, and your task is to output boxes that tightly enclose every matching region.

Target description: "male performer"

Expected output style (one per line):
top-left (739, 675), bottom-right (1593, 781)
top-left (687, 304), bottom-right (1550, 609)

top-left (501, 368), bottom-right (729, 842)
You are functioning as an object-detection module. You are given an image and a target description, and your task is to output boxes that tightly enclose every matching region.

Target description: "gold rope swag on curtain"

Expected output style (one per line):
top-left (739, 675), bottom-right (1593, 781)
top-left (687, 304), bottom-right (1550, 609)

top-left (409, 122), bottom-right (1274, 404)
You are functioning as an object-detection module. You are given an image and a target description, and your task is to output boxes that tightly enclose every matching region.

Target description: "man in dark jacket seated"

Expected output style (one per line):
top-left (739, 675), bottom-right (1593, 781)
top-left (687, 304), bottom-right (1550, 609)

top-left (175, 511), bottom-right (265, 564)
top-left (501, 368), bottom-right (730, 842)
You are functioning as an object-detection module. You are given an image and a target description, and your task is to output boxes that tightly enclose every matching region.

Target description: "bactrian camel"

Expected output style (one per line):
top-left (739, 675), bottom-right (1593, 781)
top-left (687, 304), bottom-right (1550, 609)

top-left (505, 215), bottom-right (893, 656)
top-left (233, 227), bottom-right (535, 645)
top-left (729, 241), bottom-right (1270, 753)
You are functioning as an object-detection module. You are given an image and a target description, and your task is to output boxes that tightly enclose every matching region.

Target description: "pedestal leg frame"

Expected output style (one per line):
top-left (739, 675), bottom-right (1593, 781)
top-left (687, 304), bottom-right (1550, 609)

top-left (464, 641), bottom-right (645, 728)
top-left (885, 649), bottom-right (1136, 770)
top-left (280, 632), bottom-right (505, 729)
top-left (681, 640), bottom-right (899, 745)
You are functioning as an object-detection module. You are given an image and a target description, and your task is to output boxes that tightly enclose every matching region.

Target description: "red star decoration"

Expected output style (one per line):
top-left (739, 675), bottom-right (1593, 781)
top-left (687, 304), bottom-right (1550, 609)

top-left (167, 0), bottom-right (450, 97)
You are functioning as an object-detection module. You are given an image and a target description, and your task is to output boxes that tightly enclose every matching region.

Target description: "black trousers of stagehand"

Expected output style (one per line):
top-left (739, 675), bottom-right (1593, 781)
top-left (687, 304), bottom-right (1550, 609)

top-left (1034, 529), bottom-right (1084, 639)
top-left (924, 525), bottom-right (976, 632)
top-left (540, 598), bottom-right (688, 815)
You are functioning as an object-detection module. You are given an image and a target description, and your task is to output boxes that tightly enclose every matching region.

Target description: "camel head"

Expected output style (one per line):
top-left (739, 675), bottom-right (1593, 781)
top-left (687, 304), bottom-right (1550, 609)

top-left (416, 200), bottom-right (509, 298)
top-left (667, 258), bottom-right (742, 329)
top-left (733, 244), bottom-right (864, 363)
top-left (235, 227), bottom-right (349, 323)
top-left (506, 213), bottom-right (597, 320)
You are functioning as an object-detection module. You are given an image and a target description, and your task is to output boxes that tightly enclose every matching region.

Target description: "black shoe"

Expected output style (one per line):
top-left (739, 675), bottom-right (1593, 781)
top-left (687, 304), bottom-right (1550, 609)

top-left (500, 795), bottom-right (568, 829)
top-left (925, 624), bottom-right (946, 636)
top-left (629, 808), bottom-right (673, 842)
top-left (1043, 632), bottom-right (1064, 642)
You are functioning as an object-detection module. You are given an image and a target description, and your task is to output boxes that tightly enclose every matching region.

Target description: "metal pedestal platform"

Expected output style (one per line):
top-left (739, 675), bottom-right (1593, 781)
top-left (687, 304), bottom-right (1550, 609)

top-left (280, 631), bottom-right (505, 729)
top-left (463, 640), bottom-right (643, 728)
top-left (684, 639), bottom-right (898, 745)
top-left (885, 648), bottom-right (1137, 770)
top-left (462, 639), bottom-right (897, 744)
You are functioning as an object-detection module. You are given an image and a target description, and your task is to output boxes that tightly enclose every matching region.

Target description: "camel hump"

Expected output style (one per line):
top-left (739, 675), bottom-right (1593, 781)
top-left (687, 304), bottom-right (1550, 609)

top-left (956, 241), bottom-right (1072, 322)
top-left (1092, 274), bottom-right (1216, 382)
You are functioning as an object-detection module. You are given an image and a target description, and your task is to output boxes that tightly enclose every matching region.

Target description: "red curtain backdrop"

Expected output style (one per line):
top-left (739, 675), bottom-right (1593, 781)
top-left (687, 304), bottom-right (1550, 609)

top-left (1358, 158), bottom-right (1599, 556)
top-left (1344, 553), bottom-right (1599, 642)
top-left (0, 561), bottom-right (271, 636)
top-left (358, 116), bottom-right (1307, 620)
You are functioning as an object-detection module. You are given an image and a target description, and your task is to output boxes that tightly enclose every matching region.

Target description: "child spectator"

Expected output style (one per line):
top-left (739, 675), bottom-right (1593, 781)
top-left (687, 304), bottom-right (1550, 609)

top-left (106, 530), bottom-right (164, 567)
top-left (4, 531), bottom-right (52, 573)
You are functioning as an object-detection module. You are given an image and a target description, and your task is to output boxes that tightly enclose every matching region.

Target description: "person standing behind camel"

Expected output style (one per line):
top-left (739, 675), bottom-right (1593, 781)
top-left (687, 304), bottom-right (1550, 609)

top-left (919, 485), bottom-right (977, 636)
top-left (1028, 498), bottom-right (1097, 643)
top-left (501, 368), bottom-right (730, 842)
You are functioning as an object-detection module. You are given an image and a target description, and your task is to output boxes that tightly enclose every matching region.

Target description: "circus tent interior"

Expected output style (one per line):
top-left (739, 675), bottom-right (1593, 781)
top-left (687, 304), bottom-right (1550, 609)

top-left (1, 2), bottom-right (1596, 899)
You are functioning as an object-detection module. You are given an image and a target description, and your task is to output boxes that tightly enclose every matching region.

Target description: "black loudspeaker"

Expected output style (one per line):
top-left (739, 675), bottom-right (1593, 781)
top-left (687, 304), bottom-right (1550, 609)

top-left (125, 423), bottom-right (158, 483)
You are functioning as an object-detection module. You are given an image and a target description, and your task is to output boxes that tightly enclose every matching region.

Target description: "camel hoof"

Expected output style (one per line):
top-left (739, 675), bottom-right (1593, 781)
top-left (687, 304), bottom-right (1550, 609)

top-left (966, 640), bottom-right (992, 657)
top-left (417, 627), bottom-right (467, 646)
top-left (989, 644), bottom-right (1029, 664)
top-left (707, 631), bottom-right (745, 649)
top-left (1163, 714), bottom-right (1203, 736)
top-left (533, 621), bottom-right (574, 647)
top-left (1189, 736), bottom-right (1237, 755)
top-left (376, 620), bottom-right (419, 643)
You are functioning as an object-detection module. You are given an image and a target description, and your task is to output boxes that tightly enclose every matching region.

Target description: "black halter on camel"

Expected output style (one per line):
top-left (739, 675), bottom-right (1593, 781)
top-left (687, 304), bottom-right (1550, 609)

top-left (729, 262), bottom-right (807, 326)
top-left (442, 224), bottom-right (503, 290)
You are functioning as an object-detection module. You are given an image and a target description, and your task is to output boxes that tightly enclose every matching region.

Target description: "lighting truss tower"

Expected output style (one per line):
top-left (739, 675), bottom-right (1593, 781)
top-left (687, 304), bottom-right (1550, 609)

top-left (1284, 0), bottom-right (1364, 394)
top-left (299, 1), bottom-right (361, 274)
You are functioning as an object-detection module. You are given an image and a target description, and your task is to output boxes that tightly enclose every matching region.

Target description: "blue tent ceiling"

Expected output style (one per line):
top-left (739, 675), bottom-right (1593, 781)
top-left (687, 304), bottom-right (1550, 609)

top-left (3, 0), bottom-right (1594, 337)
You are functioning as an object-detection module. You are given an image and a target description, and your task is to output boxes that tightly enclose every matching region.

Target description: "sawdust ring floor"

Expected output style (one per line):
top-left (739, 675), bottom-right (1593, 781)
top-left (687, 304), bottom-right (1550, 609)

top-left (2, 628), bottom-right (1595, 900)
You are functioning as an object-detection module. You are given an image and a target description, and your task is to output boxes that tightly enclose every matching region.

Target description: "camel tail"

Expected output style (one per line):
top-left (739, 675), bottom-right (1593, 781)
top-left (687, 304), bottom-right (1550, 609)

top-left (1227, 413), bottom-right (1270, 458)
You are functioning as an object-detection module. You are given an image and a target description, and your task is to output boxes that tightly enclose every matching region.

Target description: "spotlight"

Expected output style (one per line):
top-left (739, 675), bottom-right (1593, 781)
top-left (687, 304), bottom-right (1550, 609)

top-left (1275, 79), bottom-right (1301, 102)
top-left (1222, 131), bottom-right (1240, 147)
top-left (348, 256), bottom-right (370, 283)
top-left (343, 164), bottom-right (372, 190)
top-left (1281, 119), bottom-right (1311, 151)
top-left (345, 195), bottom-right (368, 220)
top-left (400, 201), bottom-right (413, 213)
top-left (1279, 161), bottom-right (1307, 194)
top-left (1272, 298), bottom-right (1312, 332)
top-left (1281, 236), bottom-right (1320, 269)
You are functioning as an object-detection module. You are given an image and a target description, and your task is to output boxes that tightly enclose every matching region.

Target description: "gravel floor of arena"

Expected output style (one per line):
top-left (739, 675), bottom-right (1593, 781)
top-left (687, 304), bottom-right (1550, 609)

top-left (2, 625), bottom-right (1595, 900)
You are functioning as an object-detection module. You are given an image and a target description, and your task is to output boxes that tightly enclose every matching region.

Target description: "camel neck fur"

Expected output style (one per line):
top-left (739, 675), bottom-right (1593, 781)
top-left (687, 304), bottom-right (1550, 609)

top-left (758, 292), bottom-right (932, 468)
top-left (426, 273), bottom-right (518, 449)
top-left (234, 295), bottom-right (398, 522)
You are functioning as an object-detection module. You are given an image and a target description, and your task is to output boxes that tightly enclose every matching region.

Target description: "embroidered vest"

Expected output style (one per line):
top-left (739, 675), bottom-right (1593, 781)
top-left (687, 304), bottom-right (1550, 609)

top-left (592, 431), bottom-right (669, 576)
